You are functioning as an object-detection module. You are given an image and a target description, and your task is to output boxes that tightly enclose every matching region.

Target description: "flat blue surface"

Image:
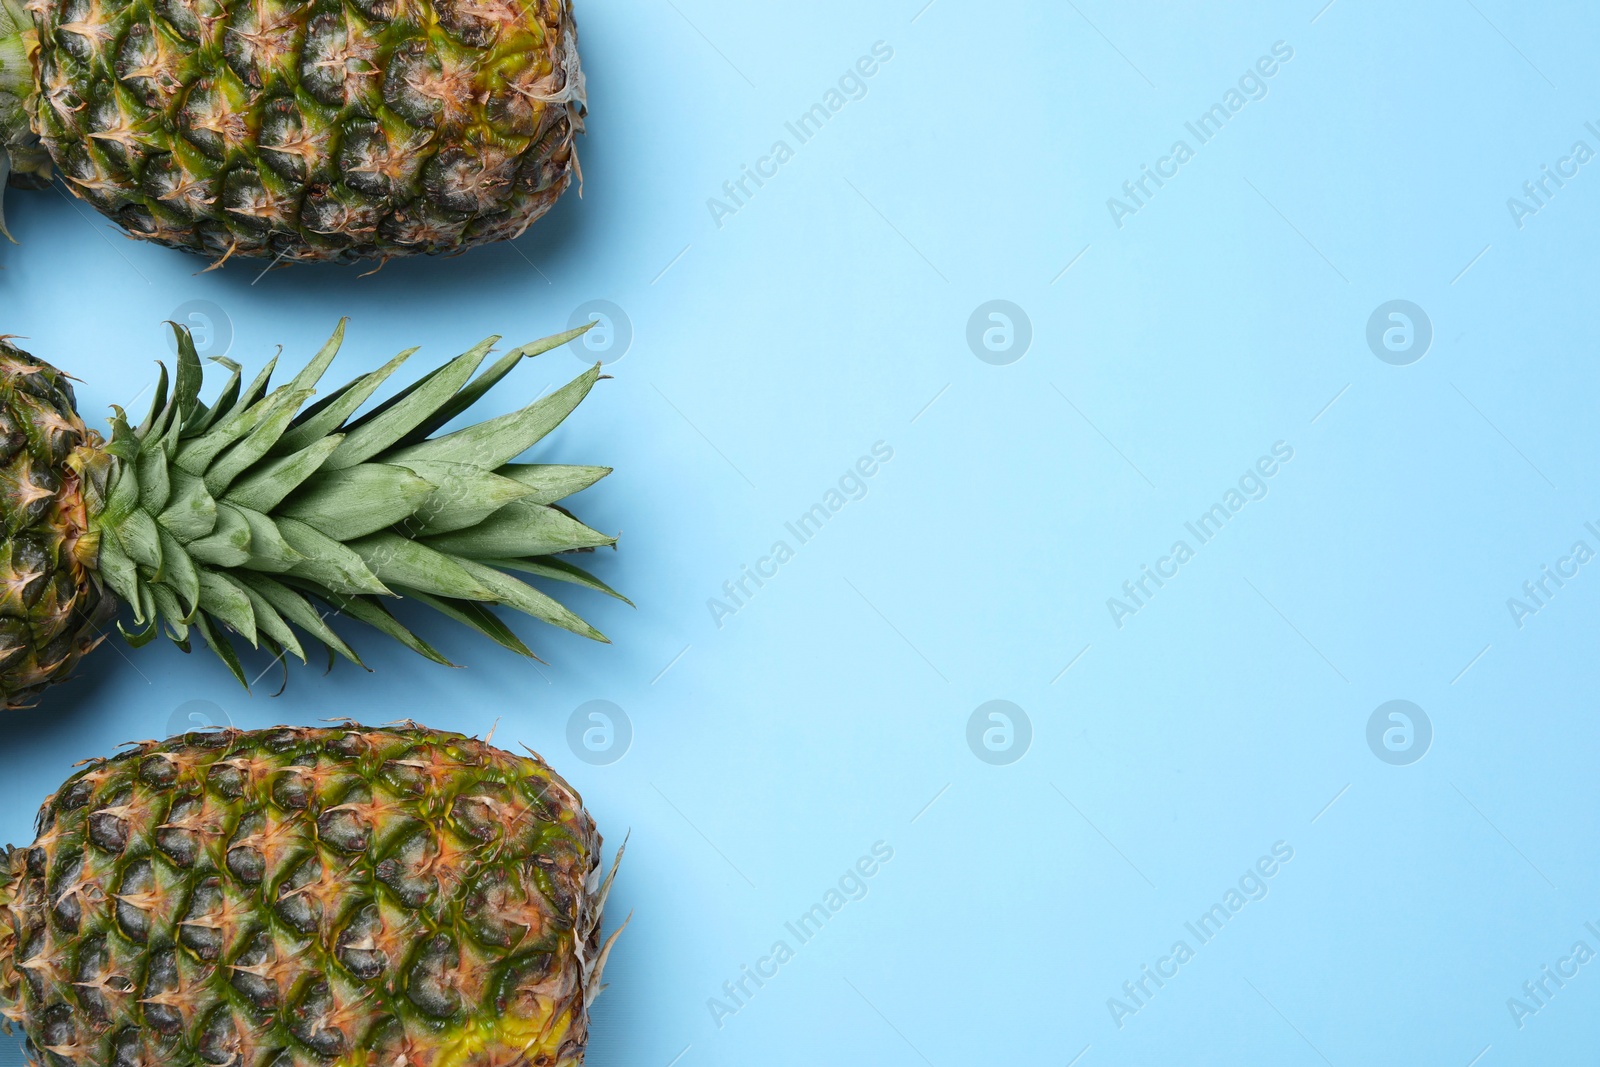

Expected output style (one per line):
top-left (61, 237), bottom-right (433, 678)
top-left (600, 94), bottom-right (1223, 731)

top-left (2, 0), bottom-right (1598, 1063)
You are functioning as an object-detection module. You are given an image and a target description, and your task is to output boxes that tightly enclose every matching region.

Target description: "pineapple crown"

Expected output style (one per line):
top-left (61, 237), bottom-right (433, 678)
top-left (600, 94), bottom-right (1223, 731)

top-left (0, 0), bottom-right (46, 238)
top-left (64, 320), bottom-right (626, 695)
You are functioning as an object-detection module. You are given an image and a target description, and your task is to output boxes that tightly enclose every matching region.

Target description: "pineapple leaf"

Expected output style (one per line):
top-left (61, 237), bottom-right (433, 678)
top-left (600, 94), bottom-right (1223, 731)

top-left (398, 324), bottom-right (592, 446)
top-left (339, 336), bottom-right (498, 432)
top-left (119, 612), bottom-right (160, 647)
top-left (192, 612), bottom-right (249, 688)
top-left (392, 461), bottom-right (535, 536)
top-left (228, 504), bottom-right (303, 572)
top-left (287, 582), bottom-right (456, 667)
top-left (135, 441), bottom-right (170, 515)
top-left (170, 330), bottom-right (205, 425)
top-left (197, 569), bottom-right (258, 646)
top-left (495, 464), bottom-right (612, 505)
top-left (157, 471), bottom-right (218, 541)
top-left (489, 556), bottom-right (633, 605)
top-left (185, 358), bottom-right (241, 435)
top-left (421, 500), bottom-right (615, 559)
top-left (272, 348), bottom-right (417, 457)
top-left (397, 588), bottom-right (537, 659)
top-left (142, 326), bottom-right (202, 441)
top-left (233, 579), bottom-right (306, 662)
top-left (255, 636), bottom-right (289, 690)
top-left (234, 355), bottom-right (279, 413)
top-left (175, 383), bottom-right (284, 476)
top-left (155, 528), bottom-right (200, 612)
top-left (100, 418), bottom-right (142, 522)
top-left (387, 363), bottom-right (601, 470)
top-left (233, 572), bottom-right (364, 666)
top-left (95, 532), bottom-right (143, 614)
top-left (148, 585), bottom-right (189, 642)
top-left (277, 518), bottom-right (390, 595)
top-left (136, 361), bottom-right (169, 437)
top-left (203, 388), bottom-right (314, 496)
top-left (116, 509), bottom-right (164, 570)
top-left (323, 339), bottom-right (495, 471)
top-left (186, 504), bottom-right (252, 568)
top-left (348, 531), bottom-right (497, 601)
top-left (285, 319), bottom-right (346, 396)
top-left (455, 559), bottom-right (608, 642)
top-left (278, 463), bottom-right (437, 540)
top-left (224, 435), bottom-right (344, 514)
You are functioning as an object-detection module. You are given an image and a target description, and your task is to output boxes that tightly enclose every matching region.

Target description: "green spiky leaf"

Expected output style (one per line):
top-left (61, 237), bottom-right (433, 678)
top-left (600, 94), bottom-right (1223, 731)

top-left (0, 150), bottom-right (11, 244)
top-left (421, 500), bottom-right (616, 559)
top-left (388, 363), bottom-right (601, 470)
top-left (490, 556), bottom-right (633, 605)
top-left (279, 463), bottom-right (437, 540)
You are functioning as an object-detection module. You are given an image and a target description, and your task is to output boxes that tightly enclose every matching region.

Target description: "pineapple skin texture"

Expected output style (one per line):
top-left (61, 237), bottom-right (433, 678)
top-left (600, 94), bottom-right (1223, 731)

top-left (0, 725), bottom-right (607, 1067)
top-left (26, 0), bottom-right (583, 262)
top-left (0, 343), bottom-right (117, 709)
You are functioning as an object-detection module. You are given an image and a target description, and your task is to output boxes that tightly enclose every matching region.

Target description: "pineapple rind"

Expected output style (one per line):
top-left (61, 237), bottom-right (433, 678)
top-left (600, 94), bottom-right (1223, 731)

top-left (0, 343), bottom-right (119, 706)
top-left (7, 0), bottom-right (583, 262)
top-left (0, 723), bottom-right (613, 1067)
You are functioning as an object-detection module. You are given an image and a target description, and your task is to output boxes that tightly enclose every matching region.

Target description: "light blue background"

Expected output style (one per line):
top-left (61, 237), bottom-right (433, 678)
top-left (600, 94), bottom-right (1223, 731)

top-left (1, 0), bottom-right (1597, 1063)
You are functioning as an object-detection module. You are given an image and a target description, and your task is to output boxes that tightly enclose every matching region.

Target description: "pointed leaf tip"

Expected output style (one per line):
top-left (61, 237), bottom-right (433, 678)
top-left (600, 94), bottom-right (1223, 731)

top-left (0, 152), bottom-right (14, 244)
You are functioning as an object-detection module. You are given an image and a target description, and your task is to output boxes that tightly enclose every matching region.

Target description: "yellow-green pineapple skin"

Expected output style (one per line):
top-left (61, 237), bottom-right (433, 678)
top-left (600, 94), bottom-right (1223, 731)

top-left (0, 725), bottom-right (615, 1067)
top-left (15, 0), bottom-right (582, 262)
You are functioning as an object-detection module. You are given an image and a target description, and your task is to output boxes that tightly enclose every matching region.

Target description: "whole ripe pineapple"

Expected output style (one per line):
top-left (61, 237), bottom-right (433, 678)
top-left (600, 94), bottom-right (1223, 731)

top-left (0, 0), bottom-right (584, 263)
top-left (0, 319), bottom-right (625, 709)
top-left (0, 723), bottom-right (625, 1067)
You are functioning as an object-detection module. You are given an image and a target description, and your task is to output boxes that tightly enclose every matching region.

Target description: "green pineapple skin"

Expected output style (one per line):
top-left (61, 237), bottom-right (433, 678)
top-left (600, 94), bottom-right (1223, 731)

top-left (0, 725), bottom-right (616, 1067)
top-left (2, 0), bottom-right (583, 262)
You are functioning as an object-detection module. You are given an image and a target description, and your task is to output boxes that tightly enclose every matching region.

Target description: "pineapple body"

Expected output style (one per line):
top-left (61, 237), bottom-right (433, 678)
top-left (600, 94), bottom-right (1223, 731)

top-left (0, 725), bottom-right (618, 1067)
top-left (0, 344), bottom-right (117, 704)
top-left (5, 0), bottom-right (583, 262)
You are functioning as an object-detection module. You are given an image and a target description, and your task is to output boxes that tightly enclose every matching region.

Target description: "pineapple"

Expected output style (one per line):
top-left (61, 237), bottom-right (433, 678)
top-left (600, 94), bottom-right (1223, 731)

top-left (0, 0), bottom-right (583, 262)
top-left (0, 723), bottom-right (626, 1067)
top-left (0, 319), bottom-right (625, 709)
